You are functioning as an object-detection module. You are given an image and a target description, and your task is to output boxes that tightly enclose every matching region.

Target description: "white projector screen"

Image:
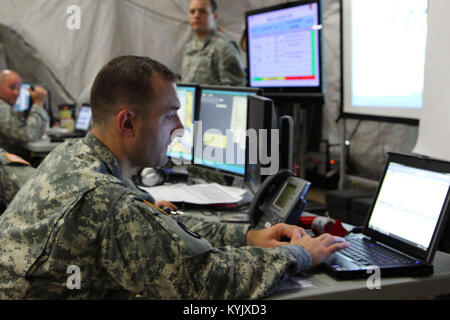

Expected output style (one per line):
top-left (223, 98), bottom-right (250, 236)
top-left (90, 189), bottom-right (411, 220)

top-left (413, 0), bottom-right (450, 162)
top-left (341, 0), bottom-right (428, 123)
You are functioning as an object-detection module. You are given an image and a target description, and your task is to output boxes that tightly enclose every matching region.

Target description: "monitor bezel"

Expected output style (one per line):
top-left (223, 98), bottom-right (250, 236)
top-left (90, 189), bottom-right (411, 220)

top-left (245, 0), bottom-right (323, 96)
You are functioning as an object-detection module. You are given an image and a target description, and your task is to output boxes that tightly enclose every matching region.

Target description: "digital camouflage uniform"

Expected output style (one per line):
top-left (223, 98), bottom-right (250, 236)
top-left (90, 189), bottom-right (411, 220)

top-left (0, 148), bottom-right (35, 209)
top-left (0, 132), bottom-right (311, 299)
top-left (0, 99), bottom-right (50, 157)
top-left (182, 30), bottom-right (246, 86)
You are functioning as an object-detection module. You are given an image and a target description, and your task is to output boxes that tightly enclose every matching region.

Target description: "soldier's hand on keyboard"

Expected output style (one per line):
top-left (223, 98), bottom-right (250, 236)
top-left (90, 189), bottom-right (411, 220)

top-left (293, 233), bottom-right (350, 267)
top-left (246, 223), bottom-right (307, 248)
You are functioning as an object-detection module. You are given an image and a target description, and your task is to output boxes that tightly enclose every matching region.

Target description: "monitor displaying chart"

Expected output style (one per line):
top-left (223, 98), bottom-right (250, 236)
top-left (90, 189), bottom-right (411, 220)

top-left (246, 0), bottom-right (322, 93)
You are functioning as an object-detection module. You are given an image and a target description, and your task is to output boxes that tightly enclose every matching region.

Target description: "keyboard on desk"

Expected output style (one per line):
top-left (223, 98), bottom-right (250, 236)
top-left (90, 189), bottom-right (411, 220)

top-left (340, 237), bottom-right (416, 267)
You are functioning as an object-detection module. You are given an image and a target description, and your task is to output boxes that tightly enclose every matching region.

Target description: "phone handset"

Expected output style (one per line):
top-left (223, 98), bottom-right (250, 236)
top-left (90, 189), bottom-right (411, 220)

top-left (249, 169), bottom-right (311, 229)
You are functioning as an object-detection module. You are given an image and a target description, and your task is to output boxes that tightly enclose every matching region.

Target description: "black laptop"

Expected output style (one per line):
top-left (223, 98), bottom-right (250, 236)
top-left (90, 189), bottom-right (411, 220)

top-left (323, 152), bottom-right (450, 279)
top-left (50, 104), bottom-right (92, 141)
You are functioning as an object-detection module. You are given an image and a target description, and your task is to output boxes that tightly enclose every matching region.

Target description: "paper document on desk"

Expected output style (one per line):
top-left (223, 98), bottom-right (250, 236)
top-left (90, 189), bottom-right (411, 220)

top-left (142, 183), bottom-right (246, 205)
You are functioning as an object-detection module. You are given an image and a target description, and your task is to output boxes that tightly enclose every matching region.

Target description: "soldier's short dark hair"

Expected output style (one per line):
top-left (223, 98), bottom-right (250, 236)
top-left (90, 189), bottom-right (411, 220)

top-left (90, 55), bottom-right (176, 126)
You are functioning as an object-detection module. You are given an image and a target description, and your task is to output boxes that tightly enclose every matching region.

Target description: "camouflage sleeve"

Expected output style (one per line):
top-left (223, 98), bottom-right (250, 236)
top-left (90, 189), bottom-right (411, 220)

top-left (0, 150), bottom-right (35, 205)
top-left (0, 167), bottom-right (20, 205)
top-left (216, 42), bottom-right (246, 86)
top-left (100, 196), bottom-right (311, 299)
top-left (0, 102), bottom-right (49, 143)
top-left (175, 214), bottom-right (249, 248)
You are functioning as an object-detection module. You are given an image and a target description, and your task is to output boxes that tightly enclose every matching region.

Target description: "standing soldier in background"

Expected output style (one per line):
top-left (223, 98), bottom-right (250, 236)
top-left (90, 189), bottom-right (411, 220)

top-left (182, 0), bottom-right (246, 86)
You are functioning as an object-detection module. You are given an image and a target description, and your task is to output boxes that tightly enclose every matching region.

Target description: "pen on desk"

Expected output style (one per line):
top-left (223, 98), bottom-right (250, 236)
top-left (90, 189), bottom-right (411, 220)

top-left (143, 200), bottom-right (170, 216)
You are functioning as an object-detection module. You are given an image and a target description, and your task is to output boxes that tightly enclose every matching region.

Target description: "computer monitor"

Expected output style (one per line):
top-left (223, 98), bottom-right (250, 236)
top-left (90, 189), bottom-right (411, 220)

top-left (246, 0), bottom-right (323, 97)
top-left (167, 84), bottom-right (198, 163)
top-left (12, 83), bottom-right (31, 113)
top-left (246, 95), bottom-right (278, 192)
top-left (194, 86), bottom-right (260, 177)
top-left (75, 104), bottom-right (92, 131)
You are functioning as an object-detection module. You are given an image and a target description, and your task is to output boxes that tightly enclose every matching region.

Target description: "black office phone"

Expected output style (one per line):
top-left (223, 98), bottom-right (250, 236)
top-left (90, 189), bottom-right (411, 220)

top-left (249, 169), bottom-right (311, 229)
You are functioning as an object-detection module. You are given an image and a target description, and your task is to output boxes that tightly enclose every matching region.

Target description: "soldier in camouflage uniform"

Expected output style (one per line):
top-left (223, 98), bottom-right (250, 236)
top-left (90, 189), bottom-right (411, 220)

top-left (182, 0), bottom-right (246, 86)
top-left (0, 147), bottom-right (35, 211)
top-left (0, 70), bottom-right (50, 158)
top-left (0, 56), bottom-right (348, 299)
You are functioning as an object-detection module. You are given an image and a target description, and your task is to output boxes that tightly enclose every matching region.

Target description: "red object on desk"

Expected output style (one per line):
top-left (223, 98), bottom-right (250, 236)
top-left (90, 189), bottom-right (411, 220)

top-left (298, 216), bottom-right (315, 229)
top-left (298, 216), bottom-right (348, 237)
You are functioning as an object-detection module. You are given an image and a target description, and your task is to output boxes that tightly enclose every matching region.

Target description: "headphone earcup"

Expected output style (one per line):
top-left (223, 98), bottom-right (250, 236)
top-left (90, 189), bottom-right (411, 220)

top-left (141, 168), bottom-right (164, 186)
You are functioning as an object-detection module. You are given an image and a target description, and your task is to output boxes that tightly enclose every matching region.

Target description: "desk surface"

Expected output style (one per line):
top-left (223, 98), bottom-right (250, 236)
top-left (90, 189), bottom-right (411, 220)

top-left (25, 138), bottom-right (61, 153)
top-left (269, 250), bottom-right (450, 300)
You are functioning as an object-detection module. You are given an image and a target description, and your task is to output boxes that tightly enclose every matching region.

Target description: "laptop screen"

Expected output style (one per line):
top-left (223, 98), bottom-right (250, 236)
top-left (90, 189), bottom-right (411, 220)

top-left (367, 162), bottom-right (450, 252)
top-left (75, 105), bottom-right (92, 131)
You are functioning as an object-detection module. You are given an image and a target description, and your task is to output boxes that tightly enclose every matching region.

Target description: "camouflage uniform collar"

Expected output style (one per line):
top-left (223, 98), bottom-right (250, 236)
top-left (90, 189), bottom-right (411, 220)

top-left (195, 29), bottom-right (217, 46)
top-left (82, 132), bottom-right (123, 180)
top-left (0, 98), bottom-right (12, 110)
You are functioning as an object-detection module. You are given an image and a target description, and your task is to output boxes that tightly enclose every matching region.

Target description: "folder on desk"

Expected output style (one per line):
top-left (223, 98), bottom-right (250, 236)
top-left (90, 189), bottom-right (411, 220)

top-left (141, 183), bottom-right (247, 205)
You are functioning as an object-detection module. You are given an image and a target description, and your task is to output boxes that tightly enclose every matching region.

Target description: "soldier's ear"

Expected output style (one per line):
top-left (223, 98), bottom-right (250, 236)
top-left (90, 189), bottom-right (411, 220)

top-left (115, 108), bottom-right (136, 137)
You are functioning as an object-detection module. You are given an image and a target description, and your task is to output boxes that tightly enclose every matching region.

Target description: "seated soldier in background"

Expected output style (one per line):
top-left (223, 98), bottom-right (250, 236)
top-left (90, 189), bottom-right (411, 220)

top-left (0, 69), bottom-right (50, 158)
top-left (0, 147), bottom-right (35, 213)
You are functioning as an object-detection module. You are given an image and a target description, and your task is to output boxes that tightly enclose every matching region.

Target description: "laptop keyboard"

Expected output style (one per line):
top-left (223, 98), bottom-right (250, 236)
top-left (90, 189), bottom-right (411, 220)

top-left (340, 237), bottom-right (416, 266)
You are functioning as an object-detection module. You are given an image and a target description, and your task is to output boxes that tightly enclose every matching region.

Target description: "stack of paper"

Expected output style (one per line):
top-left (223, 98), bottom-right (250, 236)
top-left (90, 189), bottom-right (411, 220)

top-left (141, 183), bottom-right (247, 205)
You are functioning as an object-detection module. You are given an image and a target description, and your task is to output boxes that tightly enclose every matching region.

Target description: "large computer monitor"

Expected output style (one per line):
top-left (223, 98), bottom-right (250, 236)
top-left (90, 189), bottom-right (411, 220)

top-left (167, 84), bottom-right (198, 163)
top-left (246, 0), bottom-right (323, 97)
top-left (194, 86), bottom-right (260, 177)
